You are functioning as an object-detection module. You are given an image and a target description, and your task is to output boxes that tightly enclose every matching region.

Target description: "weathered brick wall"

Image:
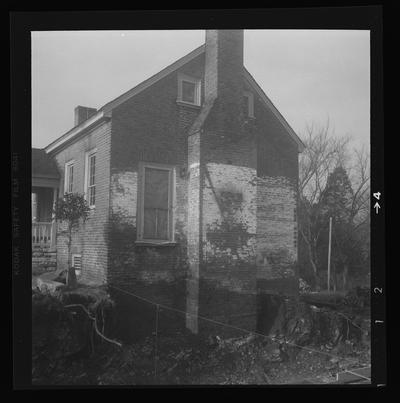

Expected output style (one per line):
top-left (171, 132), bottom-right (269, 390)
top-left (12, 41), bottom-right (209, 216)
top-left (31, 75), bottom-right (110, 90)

top-left (108, 54), bottom-right (205, 312)
top-left (51, 121), bottom-right (111, 284)
top-left (253, 90), bottom-right (299, 296)
top-left (192, 129), bottom-right (259, 331)
top-left (192, 125), bottom-right (299, 331)
top-left (203, 162), bottom-right (258, 287)
top-left (256, 176), bottom-right (298, 294)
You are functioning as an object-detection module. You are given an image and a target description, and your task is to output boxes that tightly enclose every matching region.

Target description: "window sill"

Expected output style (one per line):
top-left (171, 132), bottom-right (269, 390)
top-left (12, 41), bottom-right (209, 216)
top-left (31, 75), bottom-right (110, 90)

top-left (176, 100), bottom-right (201, 109)
top-left (135, 240), bottom-right (178, 247)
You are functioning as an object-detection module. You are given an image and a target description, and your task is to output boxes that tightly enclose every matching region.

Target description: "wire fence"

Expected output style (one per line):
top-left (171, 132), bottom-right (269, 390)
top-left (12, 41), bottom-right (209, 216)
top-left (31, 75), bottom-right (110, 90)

top-left (90, 284), bottom-right (371, 385)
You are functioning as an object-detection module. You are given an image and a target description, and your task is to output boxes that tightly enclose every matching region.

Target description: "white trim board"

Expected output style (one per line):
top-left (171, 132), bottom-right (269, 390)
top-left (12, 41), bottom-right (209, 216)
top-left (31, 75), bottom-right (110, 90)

top-left (45, 111), bottom-right (106, 154)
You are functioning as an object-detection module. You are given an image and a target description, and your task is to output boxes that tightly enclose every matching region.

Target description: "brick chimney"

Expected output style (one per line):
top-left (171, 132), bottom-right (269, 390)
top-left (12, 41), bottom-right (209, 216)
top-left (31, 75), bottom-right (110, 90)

top-left (186, 30), bottom-right (257, 335)
top-left (204, 30), bottom-right (244, 134)
top-left (74, 106), bottom-right (97, 126)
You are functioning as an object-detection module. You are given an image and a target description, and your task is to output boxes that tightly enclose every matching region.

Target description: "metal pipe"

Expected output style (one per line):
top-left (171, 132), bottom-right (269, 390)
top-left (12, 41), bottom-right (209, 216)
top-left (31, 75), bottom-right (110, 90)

top-left (327, 217), bottom-right (332, 291)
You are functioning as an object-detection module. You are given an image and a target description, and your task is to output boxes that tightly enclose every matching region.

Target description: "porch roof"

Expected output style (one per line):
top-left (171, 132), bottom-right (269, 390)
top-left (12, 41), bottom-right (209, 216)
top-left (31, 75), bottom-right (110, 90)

top-left (32, 148), bottom-right (60, 179)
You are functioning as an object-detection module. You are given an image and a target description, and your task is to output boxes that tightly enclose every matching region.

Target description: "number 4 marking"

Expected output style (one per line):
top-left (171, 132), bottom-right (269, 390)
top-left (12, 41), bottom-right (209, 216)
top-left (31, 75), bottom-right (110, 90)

top-left (373, 192), bottom-right (381, 200)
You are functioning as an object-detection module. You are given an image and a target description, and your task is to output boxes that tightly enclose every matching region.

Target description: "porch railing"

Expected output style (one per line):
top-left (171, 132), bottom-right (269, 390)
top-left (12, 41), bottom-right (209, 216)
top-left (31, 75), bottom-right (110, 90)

top-left (32, 222), bottom-right (55, 248)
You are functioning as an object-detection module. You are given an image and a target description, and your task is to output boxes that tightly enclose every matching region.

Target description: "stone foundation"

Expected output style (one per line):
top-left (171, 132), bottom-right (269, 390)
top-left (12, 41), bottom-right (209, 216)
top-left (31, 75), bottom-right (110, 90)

top-left (32, 246), bottom-right (57, 275)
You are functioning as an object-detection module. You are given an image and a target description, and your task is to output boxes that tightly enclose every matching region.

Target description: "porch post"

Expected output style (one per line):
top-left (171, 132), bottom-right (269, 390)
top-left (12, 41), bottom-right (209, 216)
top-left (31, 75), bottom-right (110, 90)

top-left (51, 187), bottom-right (58, 249)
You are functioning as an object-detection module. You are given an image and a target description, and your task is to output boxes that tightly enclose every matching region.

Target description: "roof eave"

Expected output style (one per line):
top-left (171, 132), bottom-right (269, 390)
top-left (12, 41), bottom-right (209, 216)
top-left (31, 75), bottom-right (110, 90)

top-left (45, 111), bottom-right (110, 154)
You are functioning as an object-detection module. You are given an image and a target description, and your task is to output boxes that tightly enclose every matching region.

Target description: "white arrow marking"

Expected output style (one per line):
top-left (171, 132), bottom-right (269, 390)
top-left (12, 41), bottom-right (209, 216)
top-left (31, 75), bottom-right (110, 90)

top-left (374, 202), bottom-right (380, 214)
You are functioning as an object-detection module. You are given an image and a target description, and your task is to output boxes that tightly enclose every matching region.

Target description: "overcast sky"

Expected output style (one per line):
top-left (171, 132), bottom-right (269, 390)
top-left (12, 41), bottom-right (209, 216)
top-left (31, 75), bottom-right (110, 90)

top-left (32, 30), bottom-right (370, 149)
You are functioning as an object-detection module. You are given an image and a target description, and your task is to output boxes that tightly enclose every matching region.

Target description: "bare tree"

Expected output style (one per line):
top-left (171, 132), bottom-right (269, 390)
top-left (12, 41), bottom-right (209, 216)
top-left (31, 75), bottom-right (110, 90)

top-left (298, 121), bottom-right (370, 289)
top-left (298, 121), bottom-right (349, 284)
top-left (348, 144), bottom-right (370, 227)
top-left (334, 145), bottom-right (370, 290)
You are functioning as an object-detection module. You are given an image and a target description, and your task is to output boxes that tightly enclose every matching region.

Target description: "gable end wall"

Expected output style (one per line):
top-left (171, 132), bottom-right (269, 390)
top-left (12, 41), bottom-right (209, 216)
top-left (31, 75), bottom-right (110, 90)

top-left (52, 121), bottom-right (111, 284)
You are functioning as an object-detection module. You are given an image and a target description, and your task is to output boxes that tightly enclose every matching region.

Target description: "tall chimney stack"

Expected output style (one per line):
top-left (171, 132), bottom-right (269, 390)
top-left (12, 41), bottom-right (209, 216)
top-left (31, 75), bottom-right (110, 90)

top-left (74, 105), bottom-right (97, 126)
top-left (204, 30), bottom-right (244, 134)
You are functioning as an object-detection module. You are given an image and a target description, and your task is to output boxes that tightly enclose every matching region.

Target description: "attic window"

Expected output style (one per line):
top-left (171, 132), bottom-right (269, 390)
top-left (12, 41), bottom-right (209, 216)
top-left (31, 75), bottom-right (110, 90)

top-left (177, 74), bottom-right (201, 106)
top-left (243, 91), bottom-right (254, 118)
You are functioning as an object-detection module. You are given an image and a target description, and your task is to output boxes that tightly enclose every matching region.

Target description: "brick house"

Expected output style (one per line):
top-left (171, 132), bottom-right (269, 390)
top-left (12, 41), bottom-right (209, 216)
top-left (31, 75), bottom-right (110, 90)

top-left (33, 30), bottom-right (304, 333)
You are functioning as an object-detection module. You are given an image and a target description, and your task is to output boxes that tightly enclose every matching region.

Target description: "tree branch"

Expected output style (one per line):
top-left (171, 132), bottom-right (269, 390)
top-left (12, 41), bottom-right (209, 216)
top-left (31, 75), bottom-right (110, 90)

top-left (65, 304), bottom-right (123, 348)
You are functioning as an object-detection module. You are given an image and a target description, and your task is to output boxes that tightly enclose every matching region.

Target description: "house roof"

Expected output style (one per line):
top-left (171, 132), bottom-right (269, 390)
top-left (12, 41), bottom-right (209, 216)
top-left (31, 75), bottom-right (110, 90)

top-left (45, 44), bottom-right (305, 154)
top-left (32, 148), bottom-right (60, 178)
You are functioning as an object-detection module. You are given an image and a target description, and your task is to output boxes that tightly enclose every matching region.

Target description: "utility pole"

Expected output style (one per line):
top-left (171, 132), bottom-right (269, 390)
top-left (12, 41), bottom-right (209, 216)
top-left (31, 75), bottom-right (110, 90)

top-left (327, 217), bottom-right (332, 292)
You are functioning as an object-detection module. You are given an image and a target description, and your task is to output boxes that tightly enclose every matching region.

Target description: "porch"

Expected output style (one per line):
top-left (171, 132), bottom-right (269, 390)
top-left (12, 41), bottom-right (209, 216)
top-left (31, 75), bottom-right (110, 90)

top-left (32, 183), bottom-right (59, 245)
top-left (32, 148), bottom-right (60, 273)
top-left (32, 221), bottom-right (56, 248)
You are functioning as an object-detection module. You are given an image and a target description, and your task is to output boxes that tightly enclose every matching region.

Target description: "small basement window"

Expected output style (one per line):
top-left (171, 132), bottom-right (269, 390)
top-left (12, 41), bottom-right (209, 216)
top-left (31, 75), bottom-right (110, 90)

top-left (177, 74), bottom-right (201, 106)
top-left (72, 254), bottom-right (82, 276)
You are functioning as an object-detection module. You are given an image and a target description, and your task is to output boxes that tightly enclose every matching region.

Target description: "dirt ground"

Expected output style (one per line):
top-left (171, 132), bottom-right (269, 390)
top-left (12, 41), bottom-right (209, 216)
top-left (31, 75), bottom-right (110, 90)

top-left (32, 284), bottom-right (370, 386)
top-left (33, 327), bottom-right (370, 385)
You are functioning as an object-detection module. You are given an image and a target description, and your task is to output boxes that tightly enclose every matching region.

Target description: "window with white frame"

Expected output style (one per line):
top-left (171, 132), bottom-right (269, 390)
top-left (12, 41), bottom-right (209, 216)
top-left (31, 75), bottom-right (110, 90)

top-left (85, 149), bottom-right (96, 207)
top-left (243, 91), bottom-right (255, 118)
top-left (64, 160), bottom-right (75, 194)
top-left (177, 74), bottom-right (201, 106)
top-left (138, 163), bottom-right (175, 242)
